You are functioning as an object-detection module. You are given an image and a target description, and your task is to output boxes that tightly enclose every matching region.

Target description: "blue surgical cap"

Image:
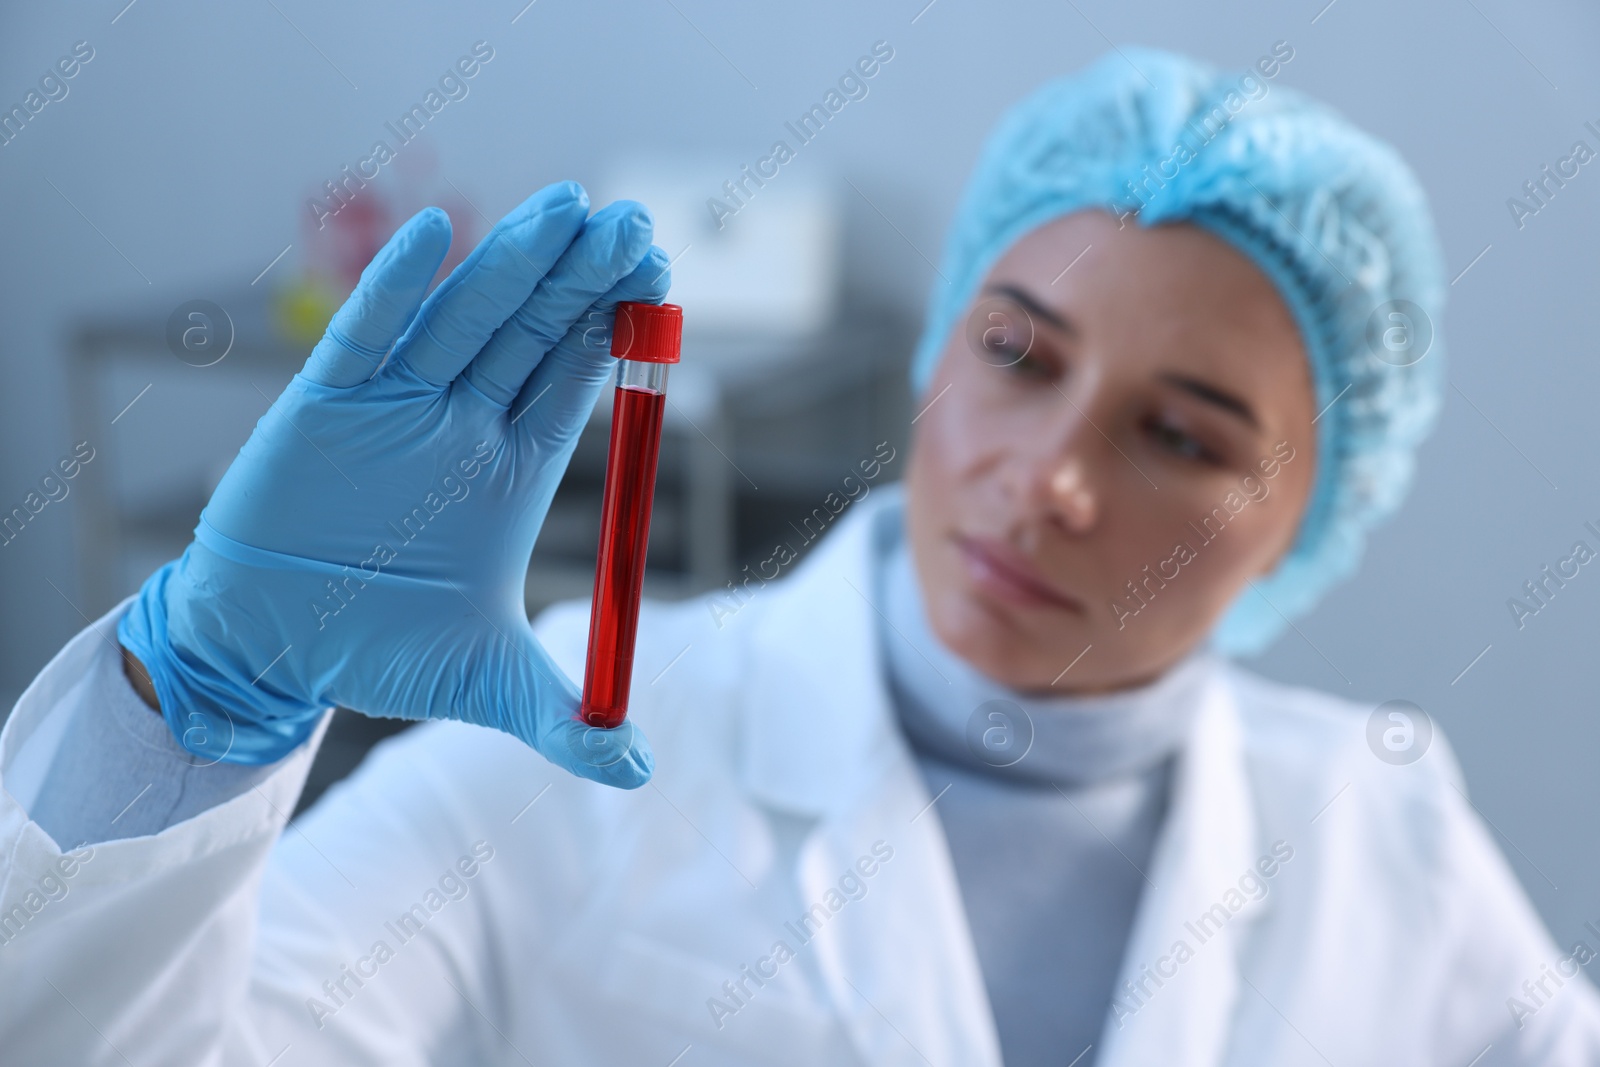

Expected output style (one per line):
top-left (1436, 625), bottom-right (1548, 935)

top-left (908, 46), bottom-right (1447, 656)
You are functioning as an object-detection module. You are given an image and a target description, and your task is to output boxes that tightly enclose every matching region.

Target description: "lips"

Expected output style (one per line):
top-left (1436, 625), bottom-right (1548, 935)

top-left (954, 533), bottom-right (1085, 613)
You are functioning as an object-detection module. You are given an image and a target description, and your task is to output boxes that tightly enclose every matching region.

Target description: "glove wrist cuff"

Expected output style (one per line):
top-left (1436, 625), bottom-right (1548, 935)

top-left (117, 559), bottom-right (324, 766)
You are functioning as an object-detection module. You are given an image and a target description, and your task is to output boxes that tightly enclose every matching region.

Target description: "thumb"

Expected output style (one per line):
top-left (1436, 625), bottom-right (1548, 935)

top-left (301, 207), bottom-right (454, 388)
top-left (454, 626), bottom-right (656, 790)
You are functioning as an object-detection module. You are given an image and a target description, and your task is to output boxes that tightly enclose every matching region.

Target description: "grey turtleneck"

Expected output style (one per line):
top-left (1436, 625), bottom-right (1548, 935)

top-left (874, 521), bottom-right (1211, 1066)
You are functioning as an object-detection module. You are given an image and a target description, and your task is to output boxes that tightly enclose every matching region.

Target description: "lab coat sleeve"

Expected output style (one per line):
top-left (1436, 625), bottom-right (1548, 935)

top-left (0, 602), bottom-right (331, 1067)
top-left (1425, 747), bottom-right (1600, 1066)
top-left (23, 598), bottom-right (289, 850)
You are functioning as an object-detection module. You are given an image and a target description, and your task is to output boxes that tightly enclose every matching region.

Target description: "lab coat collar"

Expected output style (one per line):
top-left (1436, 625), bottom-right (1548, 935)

top-left (734, 481), bottom-right (1005, 1064)
top-left (734, 479), bottom-right (908, 820)
top-left (1094, 666), bottom-right (1263, 1067)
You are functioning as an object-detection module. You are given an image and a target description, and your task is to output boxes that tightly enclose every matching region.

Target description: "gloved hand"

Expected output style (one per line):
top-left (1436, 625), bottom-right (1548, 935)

top-left (118, 181), bottom-right (664, 788)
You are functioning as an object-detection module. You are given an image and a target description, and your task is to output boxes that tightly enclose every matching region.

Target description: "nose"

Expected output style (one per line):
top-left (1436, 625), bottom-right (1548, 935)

top-left (1046, 455), bottom-right (1099, 533)
top-left (1006, 406), bottom-right (1102, 536)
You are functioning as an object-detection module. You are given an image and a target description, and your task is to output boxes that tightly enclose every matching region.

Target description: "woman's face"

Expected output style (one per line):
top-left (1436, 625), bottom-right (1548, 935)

top-left (906, 210), bottom-right (1318, 694)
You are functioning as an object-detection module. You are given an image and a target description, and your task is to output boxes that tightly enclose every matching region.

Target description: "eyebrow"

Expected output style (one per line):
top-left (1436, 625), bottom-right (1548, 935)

top-left (983, 283), bottom-right (1076, 337)
top-left (1159, 373), bottom-right (1260, 429)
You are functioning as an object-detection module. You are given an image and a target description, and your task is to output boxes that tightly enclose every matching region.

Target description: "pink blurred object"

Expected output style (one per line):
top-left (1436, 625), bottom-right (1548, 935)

top-left (300, 141), bottom-right (479, 296)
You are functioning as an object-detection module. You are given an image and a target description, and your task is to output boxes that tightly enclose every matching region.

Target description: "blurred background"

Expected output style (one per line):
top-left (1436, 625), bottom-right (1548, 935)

top-left (1, 0), bottom-right (1596, 949)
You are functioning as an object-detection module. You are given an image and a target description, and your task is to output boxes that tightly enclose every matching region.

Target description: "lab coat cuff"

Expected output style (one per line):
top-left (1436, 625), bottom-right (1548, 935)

top-left (26, 601), bottom-right (306, 849)
top-left (0, 595), bottom-right (330, 888)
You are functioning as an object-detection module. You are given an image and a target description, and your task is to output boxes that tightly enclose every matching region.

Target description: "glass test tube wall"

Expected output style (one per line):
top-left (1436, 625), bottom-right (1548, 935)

top-left (578, 301), bottom-right (684, 729)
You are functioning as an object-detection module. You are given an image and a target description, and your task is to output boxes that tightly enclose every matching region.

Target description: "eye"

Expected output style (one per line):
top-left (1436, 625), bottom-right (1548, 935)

top-left (1145, 417), bottom-right (1221, 465)
top-left (973, 302), bottom-right (1057, 380)
top-left (999, 347), bottom-right (1054, 379)
top-left (976, 324), bottom-right (1032, 366)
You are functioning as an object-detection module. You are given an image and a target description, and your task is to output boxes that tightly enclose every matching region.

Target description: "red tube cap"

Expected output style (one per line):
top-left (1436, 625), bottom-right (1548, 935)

top-left (612, 302), bottom-right (683, 364)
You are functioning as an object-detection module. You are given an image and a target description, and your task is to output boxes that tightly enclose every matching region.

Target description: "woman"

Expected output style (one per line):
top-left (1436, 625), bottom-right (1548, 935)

top-left (2, 47), bottom-right (1593, 1066)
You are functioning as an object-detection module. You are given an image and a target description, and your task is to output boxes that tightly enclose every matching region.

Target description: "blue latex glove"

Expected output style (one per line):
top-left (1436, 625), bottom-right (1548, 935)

top-left (118, 182), bottom-right (665, 788)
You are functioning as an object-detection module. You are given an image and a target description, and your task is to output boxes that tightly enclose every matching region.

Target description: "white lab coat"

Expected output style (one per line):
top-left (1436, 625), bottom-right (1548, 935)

top-left (2, 482), bottom-right (1596, 1066)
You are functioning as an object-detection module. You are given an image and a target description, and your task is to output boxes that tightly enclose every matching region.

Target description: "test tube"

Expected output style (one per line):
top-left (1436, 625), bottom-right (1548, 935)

top-left (578, 301), bottom-right (684, 729)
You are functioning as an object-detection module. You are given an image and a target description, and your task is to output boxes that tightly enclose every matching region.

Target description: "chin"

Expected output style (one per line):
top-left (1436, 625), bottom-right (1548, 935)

top-left (927, 583), bottom-right (1053, 688)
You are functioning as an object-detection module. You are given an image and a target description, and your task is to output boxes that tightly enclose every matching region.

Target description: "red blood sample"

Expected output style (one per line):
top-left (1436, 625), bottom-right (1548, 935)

top-left (578, 302), bottom-right (683, 729)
